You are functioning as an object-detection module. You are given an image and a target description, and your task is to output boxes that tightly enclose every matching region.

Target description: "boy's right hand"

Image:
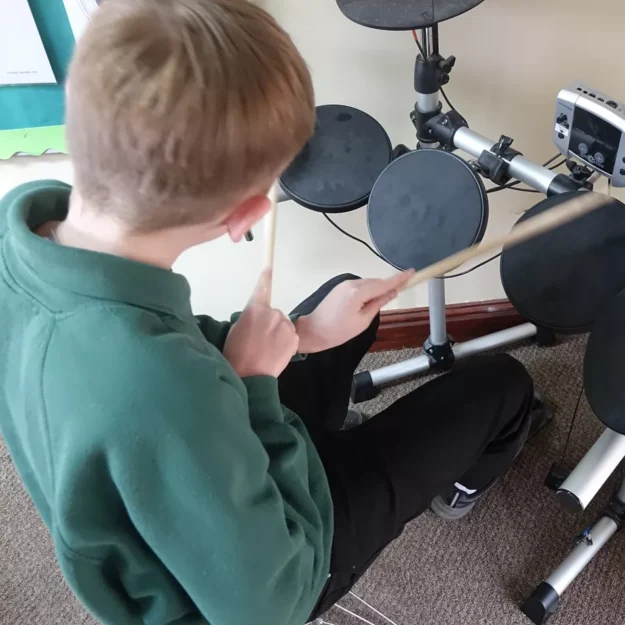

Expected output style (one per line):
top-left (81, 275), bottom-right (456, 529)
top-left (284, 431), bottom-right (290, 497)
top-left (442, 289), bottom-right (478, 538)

top-left (223, 270), bottom-right (299, 379)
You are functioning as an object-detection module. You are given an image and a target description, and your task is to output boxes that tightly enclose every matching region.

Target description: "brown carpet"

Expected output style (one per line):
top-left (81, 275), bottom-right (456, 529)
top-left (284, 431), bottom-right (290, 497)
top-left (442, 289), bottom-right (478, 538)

top-left (2, 335), bottom-right (625, 625)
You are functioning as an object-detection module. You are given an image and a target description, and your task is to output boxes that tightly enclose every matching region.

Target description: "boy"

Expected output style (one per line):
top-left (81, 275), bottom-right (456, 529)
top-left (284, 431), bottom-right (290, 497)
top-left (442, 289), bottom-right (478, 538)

top-left (0, 1), bottom-right (541, 624)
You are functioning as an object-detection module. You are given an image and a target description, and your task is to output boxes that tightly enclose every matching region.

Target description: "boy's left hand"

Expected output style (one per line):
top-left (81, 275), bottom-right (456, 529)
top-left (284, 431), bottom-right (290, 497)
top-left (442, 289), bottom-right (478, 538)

top-left (295, 271), bottom-right (415, 354)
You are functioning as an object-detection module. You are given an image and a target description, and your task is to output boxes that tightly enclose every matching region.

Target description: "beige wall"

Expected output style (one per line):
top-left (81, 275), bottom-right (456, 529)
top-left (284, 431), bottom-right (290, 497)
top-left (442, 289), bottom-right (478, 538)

top-left (1, 0), bottom-right (623, 320)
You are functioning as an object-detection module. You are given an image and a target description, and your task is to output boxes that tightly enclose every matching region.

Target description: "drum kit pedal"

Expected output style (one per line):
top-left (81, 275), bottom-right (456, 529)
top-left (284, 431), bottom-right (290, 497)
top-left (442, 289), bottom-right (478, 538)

top-left (272, 1), bottom-right (625, 622)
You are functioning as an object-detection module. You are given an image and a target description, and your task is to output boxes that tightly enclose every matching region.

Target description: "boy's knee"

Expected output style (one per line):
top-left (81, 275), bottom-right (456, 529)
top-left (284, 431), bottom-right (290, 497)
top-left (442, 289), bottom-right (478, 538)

top-left (327, 273), bottom-right (361, 288)
top-left (467, 354), bottom-right (532, 390)
top-left (481, 354), bottom-right (534, 397)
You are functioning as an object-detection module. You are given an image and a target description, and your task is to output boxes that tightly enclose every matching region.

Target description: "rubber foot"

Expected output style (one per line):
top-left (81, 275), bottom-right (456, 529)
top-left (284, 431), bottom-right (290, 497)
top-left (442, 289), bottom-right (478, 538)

top-left (535, 326), bottom-right (557, 347)
top-left (521, 582), bottom-right (560, 624)
top-left (351, 371), bottom-right (378, 403)
top-left (545, 463), bottom-right (569, 492)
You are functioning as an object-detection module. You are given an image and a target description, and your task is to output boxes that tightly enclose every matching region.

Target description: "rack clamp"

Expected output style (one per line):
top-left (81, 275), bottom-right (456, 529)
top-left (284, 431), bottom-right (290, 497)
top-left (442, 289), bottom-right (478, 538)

top-left (412, 50), bottom-right (458, 146)
top-left (474, 135), bottom-right (522, 185)
top-left (565, 160), bottom-right (596, 189)
top-left (422, 110), bottom-right (468, 151)
top-left (414, 52), bottom-right (457, 93)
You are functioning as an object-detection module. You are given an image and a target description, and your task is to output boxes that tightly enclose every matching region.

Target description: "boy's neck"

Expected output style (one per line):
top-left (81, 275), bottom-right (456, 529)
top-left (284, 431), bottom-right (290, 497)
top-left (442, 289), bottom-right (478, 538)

top-left (50, 194), bottom-right (224, 269)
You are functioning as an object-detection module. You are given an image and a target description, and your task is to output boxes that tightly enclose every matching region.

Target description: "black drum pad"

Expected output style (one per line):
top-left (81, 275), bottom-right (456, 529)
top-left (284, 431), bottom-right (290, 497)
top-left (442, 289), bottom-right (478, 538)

top-left (280, 105), bottom-right (391, 214)
top-left (368, 150), bottom-right (488, 271)
top-left (337, 0), bottom-right (485, 31)
top-left (501, 192), bottom-right (625, 333)
top-left (585, 288), bottom-right (625, 434)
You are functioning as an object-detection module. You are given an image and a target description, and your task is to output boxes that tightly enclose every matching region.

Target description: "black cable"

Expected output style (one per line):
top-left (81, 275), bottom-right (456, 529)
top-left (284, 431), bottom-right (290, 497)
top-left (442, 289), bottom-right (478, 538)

top-left (442, 253), bottom-right (502, 279)
top-left (543, 153), bottom-right (562, 167)
top-left (487, 185), bottom-right (539, 195)
top-left (549, 158), bottom-right (568, 171)
top-left (412, 30), bottom-right (426, 58)
top-left (322, 213), bottom-right (388, 264)
top-left (439, 86), bottom-right (456, 113)
top-left (323, 213), bottom-right (502, 279)
top-left (559, 385), bottom-right (585, 466)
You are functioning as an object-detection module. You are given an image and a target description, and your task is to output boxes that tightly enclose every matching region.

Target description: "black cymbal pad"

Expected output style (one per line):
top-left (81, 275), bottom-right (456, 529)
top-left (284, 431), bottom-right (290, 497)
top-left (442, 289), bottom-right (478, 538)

top-left (337, 0), bottom-right (485, 31)
top-left (585, 288), bottom-right (625, 434)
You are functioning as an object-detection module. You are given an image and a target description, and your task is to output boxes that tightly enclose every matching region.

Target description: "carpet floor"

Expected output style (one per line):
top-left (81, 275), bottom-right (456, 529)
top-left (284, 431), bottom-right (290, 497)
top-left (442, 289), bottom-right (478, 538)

top-left (2, 335), bottom-right (624, 625)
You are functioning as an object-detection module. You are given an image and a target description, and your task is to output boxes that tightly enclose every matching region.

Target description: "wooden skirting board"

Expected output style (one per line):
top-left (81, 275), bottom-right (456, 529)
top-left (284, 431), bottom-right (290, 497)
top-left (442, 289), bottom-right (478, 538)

top-left (374, 299), bottom-right (525, 352)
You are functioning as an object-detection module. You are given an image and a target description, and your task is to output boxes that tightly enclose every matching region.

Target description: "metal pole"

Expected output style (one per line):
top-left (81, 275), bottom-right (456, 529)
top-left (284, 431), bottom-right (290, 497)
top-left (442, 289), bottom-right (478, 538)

top-left (558, 429), bottom-right (625, 512)
top-left (453, 127), bottom-right (558, 194)
top-left (546, 517), bottom-right (619, 595)
top-left (428, 278), bottom-right (447, 346)
top-left (368, 323), bottom-right (537, 387)
top-left (415, 27), bottom-right (439, 114)
top-left (452, 323), bottom-right (537, 359)
top-left (419, 27), bottom-right (432, 57)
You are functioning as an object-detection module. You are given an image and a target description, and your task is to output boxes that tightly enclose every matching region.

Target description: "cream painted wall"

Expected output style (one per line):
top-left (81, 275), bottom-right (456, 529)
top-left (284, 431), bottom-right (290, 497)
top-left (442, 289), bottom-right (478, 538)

top-left (1, 0), bottom-right (624, 320)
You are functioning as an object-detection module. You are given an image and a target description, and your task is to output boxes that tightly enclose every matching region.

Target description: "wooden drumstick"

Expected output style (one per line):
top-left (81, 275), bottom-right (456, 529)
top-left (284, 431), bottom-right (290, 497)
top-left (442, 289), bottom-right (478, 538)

top-left (262, 183), bottom-right (279, 304)
top-left (399, 191), bottom-right (611, 294)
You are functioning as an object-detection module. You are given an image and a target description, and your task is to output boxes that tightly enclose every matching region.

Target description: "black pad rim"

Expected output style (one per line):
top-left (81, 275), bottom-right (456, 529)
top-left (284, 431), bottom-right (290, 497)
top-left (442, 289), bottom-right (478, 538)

top-left (367, 149), bottom-right (488, 271)
top-left (336, 0), bottom-right (486, 31)
top-left (584, 288), bottom-right (625, 434)
top-left (280, 104), bottom-right (392, 214)
top-left (501, 192), bottom-right (625, 334)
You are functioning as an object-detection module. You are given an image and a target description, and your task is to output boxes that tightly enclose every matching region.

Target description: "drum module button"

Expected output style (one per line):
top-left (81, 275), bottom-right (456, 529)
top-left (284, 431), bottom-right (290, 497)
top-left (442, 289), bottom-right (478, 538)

top-left (607, 100), bottom-right (618, 109)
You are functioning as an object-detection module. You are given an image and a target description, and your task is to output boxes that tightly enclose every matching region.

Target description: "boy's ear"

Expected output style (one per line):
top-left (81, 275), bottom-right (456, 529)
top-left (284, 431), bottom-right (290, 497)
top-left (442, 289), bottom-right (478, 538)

top-left (223, 194), bottom-right (272, 243)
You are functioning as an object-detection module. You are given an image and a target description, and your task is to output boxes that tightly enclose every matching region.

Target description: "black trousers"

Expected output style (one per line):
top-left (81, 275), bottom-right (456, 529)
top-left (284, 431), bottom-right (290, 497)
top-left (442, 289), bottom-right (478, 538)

top-left (278, 276), bottom-right (535, 619)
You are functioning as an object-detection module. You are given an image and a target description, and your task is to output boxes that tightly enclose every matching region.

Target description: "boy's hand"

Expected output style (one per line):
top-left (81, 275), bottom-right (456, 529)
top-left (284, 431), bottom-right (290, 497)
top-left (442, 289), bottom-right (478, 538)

top-left (295, 271), bottom-right (415, 354)
top-left (224, 270), bottom-right (299, 379)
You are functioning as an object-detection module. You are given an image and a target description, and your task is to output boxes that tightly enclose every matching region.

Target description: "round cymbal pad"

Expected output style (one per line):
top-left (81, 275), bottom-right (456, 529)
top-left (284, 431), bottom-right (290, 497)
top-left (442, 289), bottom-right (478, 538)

top-left (336, 0), bottom-right (485, 31)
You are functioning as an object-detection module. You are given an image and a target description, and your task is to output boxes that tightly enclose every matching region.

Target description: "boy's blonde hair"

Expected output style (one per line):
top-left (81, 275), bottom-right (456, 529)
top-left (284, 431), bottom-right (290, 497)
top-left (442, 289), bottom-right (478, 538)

top-left (66, 0), bottom-right (315, 232)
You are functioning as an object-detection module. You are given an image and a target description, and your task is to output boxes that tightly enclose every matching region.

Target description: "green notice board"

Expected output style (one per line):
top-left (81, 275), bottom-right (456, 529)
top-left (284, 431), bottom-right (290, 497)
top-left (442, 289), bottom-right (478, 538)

top-left (0, 0), bottom-right (76, 157)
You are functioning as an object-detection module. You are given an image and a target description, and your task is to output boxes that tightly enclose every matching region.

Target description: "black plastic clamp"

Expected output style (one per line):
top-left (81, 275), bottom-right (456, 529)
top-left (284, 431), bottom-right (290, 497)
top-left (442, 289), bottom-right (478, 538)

top-left (424, 337), bottom-right (455, 371)
top-left (392, 144), bottom-right (412, 161)
top-left (414, 53), bottom-right (456, 94)
top-left (606, 496), bottom-right (625, 529)
top-left (476, 135), bottom-right (522, 185)
top-left (411, 102), bottom-right (444, 145)
top-left (422, 110), bottom-right (468, 150)
top-left (546, 173), bottom-right (591, 197)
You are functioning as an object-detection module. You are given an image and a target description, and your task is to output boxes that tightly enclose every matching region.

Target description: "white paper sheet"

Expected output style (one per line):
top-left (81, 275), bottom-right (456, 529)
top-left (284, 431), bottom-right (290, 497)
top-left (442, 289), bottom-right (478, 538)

top-left (63, 0), bottom-right (100, 42)
top-left (0, 0), bottom-right (57, 86)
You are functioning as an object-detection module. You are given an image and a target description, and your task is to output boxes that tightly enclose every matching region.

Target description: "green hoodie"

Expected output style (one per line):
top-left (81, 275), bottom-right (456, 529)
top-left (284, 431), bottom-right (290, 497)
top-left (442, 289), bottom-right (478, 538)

top-left (0, 180), bottom-right (332, 625)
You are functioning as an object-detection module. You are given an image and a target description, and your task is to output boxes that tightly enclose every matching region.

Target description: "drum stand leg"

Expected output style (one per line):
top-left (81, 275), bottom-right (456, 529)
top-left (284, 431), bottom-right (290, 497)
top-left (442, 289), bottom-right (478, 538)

top-left (351, 277), bottom-right (538, 403)
top-left (521, 435), bottom-right (625, 624)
